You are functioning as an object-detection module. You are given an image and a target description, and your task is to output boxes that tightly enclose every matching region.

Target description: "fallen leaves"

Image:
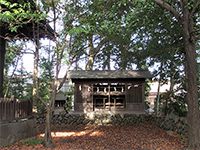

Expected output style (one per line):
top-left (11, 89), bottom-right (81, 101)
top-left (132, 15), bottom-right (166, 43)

top-left (1, 123), bottom-right (186, 150)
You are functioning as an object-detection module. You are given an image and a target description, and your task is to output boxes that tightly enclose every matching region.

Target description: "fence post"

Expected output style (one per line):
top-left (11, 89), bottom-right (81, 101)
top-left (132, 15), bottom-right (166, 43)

top-left (0, 98), bottom-right (33, 121)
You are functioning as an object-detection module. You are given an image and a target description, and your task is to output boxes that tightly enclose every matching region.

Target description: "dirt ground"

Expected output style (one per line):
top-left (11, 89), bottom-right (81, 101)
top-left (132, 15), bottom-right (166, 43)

top-left (1, 123), bottom-right (187, 150)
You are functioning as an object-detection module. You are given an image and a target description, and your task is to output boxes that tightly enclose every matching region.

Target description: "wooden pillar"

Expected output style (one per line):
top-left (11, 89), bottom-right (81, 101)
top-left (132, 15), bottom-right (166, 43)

top-left (0, 26), bottom-right (6, 98)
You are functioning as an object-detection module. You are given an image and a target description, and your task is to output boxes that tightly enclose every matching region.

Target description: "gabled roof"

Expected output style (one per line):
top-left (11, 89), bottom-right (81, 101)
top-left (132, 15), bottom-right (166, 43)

top-left (68, 70), bottom-right (153, 80)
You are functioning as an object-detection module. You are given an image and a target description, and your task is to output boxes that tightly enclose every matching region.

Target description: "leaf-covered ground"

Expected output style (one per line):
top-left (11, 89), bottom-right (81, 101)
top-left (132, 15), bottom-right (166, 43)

top-left (2, 123), bottom-right (187, 150)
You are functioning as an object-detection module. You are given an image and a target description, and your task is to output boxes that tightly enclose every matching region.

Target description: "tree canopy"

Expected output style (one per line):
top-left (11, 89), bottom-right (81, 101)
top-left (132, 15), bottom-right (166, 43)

top-left (1, 0), bottom-right (200, 149)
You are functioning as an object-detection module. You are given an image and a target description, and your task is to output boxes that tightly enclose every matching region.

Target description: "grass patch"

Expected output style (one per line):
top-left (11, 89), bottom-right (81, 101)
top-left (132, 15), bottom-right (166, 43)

top-left (21, 137), bottom-right (43, 146)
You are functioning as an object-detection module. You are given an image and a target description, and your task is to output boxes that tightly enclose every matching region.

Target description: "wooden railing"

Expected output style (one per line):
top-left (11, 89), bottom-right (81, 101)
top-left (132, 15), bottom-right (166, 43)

top-left (0, 98), bottom-right (33, 122)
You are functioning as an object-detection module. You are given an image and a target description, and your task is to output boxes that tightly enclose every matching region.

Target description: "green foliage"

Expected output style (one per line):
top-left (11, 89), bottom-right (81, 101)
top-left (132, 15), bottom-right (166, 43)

top-left (160, 92), bottom-right (187, 117)
top-left (0, 0), bottom-right (46, 32)
top-left (64, 88), bottom-right (73, 112)
top-left (37, 55), bottom-right (54, 112)
top-left (4, 42), bottom-right (22, 74)
top-left (64, 0), bottom-right (145, 69)
top-left (64, 0), bottom-right (185, 71)
top-left (63, 1), bottom-right (189, 118)
top-left (4, 42), bottom-right (32, 99)
top-left (5, 74), bottom-right (31, 99)
top-left (21, 137), bottom-right (43, 146)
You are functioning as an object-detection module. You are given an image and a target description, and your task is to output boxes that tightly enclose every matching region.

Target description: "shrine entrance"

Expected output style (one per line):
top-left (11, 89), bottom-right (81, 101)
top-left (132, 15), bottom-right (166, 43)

top-left (69, 70), bottom-right (152, 114)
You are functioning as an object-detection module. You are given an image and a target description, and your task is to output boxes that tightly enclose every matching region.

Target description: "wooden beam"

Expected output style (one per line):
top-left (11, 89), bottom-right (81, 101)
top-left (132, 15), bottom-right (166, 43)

top-left (0, 27), bottom-right (6, 97)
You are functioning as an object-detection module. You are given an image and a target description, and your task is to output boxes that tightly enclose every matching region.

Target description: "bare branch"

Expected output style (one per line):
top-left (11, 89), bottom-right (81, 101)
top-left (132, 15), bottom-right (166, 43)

top-left (57, 71), bottom-right (68, 92)
top-left (56, 56), bottom-right (77, 92)
top-left (21, 51), bottom-right (34, 55)
top-left (94, 38), bottom-right (108, 54)
top-left (4, 56), bottom-right (21, 97)
top-left (155, 0), bottom-right (182, 22)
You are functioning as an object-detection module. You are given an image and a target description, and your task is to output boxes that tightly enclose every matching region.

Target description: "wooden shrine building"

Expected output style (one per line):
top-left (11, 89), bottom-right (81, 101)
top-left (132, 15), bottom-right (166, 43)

top-left (68, 70), bottom-right (152, 114)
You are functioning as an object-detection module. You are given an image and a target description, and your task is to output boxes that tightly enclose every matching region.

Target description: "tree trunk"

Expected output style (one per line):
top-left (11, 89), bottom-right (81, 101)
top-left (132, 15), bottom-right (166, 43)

top-left (184, 37), bottom-right (200, 150)
top-left (44, 105), bottom-right (54, 148)
top-left (164, 64), bottom-right (175, 116)
top-left (0, 27), bottom-right (6, 98)
top-left (155, 63), bottom-right (163, 116)
top-left (120, 45), bottom-right (128, 70)
top-left (182, 9), bottom-right (200, 150)
top-left (154, 1), bottom-right (200, 148)
top-left (85, 35), bottom-right (95, 70)
top-left (32, 23), bottom-right (40, 106)
top-left (102, 47), bottom-right (111, 70)
top-left (156, 75), bottom-right (161, 116)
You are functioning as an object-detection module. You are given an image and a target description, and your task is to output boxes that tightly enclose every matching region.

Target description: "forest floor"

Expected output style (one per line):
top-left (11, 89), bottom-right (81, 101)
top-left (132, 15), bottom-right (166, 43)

top-left (1, 123), bottom-right (187, 150)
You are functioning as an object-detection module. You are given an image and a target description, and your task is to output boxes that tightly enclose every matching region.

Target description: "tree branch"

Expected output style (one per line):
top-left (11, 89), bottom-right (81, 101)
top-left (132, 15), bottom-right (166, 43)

top-left (155, 0), bottom-right (182, 22)
top-left (36, 95), bottom-right (47, 107)
top-left (57, 55), bottom-right (77, 92)
top-left (95, 38), bottom-right (108, 54)
top-left (191, 0), bottom-right (200, 15)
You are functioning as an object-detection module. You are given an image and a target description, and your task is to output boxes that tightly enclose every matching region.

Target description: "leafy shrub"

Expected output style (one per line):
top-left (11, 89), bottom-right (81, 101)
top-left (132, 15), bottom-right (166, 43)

top-left (160, 92), bottom-right (187, 117)
top-left (21, 137), bottom-right (43, 146)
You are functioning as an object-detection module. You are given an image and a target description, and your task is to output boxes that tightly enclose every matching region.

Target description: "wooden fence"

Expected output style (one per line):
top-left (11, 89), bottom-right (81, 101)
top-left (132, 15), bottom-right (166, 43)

top-left (0, 98), bottom-right (33, 122)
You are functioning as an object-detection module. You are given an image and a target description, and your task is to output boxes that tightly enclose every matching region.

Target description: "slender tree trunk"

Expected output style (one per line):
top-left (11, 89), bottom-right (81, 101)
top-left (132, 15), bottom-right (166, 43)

top-left (32, 23), bottom-right (40, 106)
top-left (44, 105), bottom-right (54, 148)
top-left (164, 63), bottom-right (175, 116)
top-left (182, 8), bottom-right (200, 150)
top-left (85, 36), bottom-right (107, 70)
top-left (107, 50), bottom-right (111, 70)
top-left (164, 76), bottom-right (174, 116)
top-left (156, 76), bottom-right (161, 116)
top-left (120, 45), bottom-right (128, 70)
top-left (44, 91), bottom-right (57, 148)
top-left (4, 56), bottom-right (20, 97)
top-left (0, 27), bottom-right (6, 98)
top-left (86, 35), bottom-right (95, 70)
top-left (102, 45), bottom-right (111, 70)
top-left (44, 0), bottom-right (57, 147)
top-left (155, 63), bottom-right (163, 116)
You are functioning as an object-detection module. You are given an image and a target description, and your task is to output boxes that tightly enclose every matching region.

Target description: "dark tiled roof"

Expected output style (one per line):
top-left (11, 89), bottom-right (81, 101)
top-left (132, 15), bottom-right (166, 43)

top-left (4, 22), bottom-right (55, 40)
top-left (68, 70), bottom-right (153, 79)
